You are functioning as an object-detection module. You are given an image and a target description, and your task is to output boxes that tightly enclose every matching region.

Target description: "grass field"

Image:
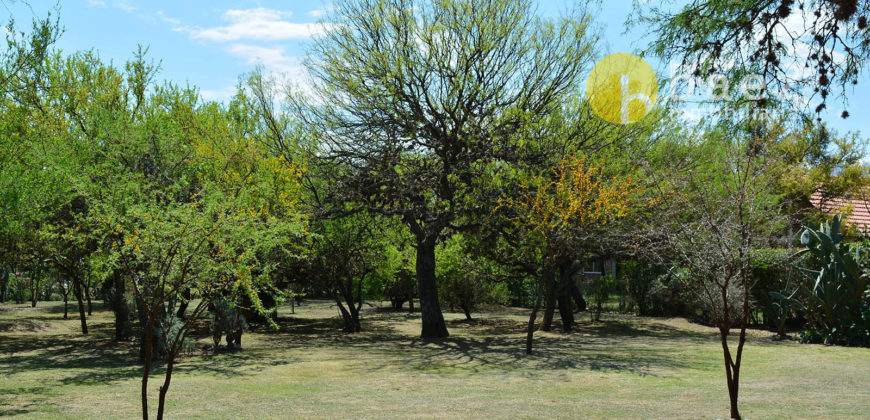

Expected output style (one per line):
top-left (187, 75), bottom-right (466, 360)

top-left (1, 300), bottom-right (868, 419)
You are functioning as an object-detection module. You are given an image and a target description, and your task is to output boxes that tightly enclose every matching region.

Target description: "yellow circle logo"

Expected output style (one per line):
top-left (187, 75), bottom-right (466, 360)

top-left (587, 53), bottom-right (658, 125)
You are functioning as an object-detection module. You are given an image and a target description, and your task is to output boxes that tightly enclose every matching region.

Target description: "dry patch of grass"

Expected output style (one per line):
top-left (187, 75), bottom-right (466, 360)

top-left (1, 300), bottom-right (869, 419)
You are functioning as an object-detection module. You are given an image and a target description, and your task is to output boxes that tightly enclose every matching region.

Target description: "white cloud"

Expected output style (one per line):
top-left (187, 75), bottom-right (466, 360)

top-left (308, 9), bottom-right (327, 18)
top-left (200, 86), bottom-right (237, 102)
top-left (156, 10), bottom-right (180, 25)
top-left (113, 1), bottom-right (135, 13)
top-left (187, 8), bottom-right (330, 41)
top-left (86, 0), bottom-right (107, 8)
top-left (226, 43), bottom-right (305, 74)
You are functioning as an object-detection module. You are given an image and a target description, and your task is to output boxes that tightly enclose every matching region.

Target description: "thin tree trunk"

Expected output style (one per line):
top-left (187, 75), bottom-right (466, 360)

top-left (73, 278), bottom-right (88, 335)
top-left (62, 288), bottom-right (69, 319)
top-left (0, 267), bottom-right (8, 303)
top-left (30, 278), bottom-right (37, 307)
top-left (557, 292), bottom-right (574, 332)
top-left (335, 296), bottom-right (360, 333)
top-left (525, 271), bottom-right (548, 355)
top-left (407, 273), bottom-right (415, 312)
top-left (570, 282), bottom-right (587, 312)
top-left (462, 308), bottom-right (472, 321)
top-left (525, 298), bottom-right (541, 355)
top-left (85, 278), bottom-right (93, 316)
top-left (156, 358), bottom-right (174, 420)
top-left (557, 263), bottom-right (575, 331)
top-left (416, 238), bottom-right (448, 338)
top-left (720, 331), bottom-right (740, 420)
top-left (141, 310), bottom-right (156, 420)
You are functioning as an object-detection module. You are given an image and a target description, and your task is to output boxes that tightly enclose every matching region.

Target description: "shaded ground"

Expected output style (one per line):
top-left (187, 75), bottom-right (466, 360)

top-left (1, 300), bottom-right (868, 419)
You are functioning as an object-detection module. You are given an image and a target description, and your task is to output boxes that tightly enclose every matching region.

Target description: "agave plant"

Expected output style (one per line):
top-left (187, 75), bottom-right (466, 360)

top-left (792, 215), bottom-right (870, 345)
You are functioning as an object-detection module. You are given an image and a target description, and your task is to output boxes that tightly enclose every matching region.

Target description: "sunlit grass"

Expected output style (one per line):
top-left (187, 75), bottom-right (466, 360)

top-left (1, 300), bottom-right (868, 419)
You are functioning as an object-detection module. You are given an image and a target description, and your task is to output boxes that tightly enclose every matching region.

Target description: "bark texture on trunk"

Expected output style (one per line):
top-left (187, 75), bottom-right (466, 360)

top-left (416, 239), bottom-right (448, 338)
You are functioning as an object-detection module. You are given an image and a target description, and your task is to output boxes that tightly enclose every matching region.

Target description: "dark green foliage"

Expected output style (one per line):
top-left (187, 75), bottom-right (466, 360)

top-left (621, 260), bottom-right (665, 316)
top-left (792, 215), bottom-right (870, 346)
top-left (590, 274), bottom-right (615, 322)
top-left (101, 272), bottom-right (133, 341)
top-left (749, 248), bottom-right (799, 336)
top-left (437, 237), bottom-right (509, 320)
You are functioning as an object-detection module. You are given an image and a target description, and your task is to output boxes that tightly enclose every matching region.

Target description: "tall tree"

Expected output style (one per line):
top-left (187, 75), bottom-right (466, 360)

top-left (295, 0), bottom-right (598, 337)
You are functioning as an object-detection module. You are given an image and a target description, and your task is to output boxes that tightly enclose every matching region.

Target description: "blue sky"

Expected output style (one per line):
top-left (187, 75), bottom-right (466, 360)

top-left (1, 0), bottom-right (865, 135)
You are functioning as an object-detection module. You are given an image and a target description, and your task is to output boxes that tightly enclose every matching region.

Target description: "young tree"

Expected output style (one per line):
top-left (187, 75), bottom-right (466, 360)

top-left (304, 213), bottom-right (394, 333)
top-left (643, 119), bottom-right (788, 420)
top-left (94, 96), bottom-right (307, 420)
top-left (295, 0), bottom-right (598, 337)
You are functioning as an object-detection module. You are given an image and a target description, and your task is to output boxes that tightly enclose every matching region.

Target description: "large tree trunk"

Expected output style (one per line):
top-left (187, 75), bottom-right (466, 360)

top-left (0, 267), bottom-right (8, 303)
top-left (541, 275), bottom-right (558, 332)
top-left (416, 239), bottom-right (448, 338)
top-left (570, 282), bottom-right (587, 312)
top-left (175, 288), bottom-right (191, 319)
top-left (73, 278), bottom-right (89, 335)
top-left (107, 272), bottom-right (133, 341)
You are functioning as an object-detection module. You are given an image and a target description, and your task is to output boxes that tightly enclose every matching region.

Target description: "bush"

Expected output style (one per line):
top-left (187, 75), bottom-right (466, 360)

top-left (590, 274), bottom-right (615, 322)
top-left (621, 260), bottom-right (665, 316)
top-left (438, 267), bottom-right (509, 320)
top-left (749, 248), bottom-right (799, 335)
top-left (210, 299), bottom-right (247, 350)
top-left (791, 216), bottom-right (870, 346)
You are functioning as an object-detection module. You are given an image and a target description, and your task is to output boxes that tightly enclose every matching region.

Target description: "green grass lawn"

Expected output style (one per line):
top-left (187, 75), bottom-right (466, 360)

top-left (1, 300), bottom-right (868, 419)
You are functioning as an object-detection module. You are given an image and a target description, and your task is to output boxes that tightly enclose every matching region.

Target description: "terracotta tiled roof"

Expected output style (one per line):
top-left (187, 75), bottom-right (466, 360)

top-left (810, 192), bottom-right (870, 234)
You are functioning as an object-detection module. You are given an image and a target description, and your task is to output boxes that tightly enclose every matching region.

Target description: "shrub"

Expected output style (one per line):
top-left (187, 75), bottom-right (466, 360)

top-left (621, 260), bottom-right (665, 316)
top-left (210, 299), bottom-right (247, 350)
top-left (749, 248), bottom-right (799, 335)
top-left (590, 274), bottom-right (615, 322)
top-left (438, 267), bottom-right (509, 320)
top-left (792, 216), bottom-right (870, 346)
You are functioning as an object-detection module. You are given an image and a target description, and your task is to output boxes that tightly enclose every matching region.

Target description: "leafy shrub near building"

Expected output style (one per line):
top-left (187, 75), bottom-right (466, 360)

top-left (791, 216), bottom-right (870, 346)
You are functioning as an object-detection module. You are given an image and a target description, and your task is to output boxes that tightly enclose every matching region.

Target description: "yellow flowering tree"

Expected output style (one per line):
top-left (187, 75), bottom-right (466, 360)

top-left (496, 155), bottom-right (640, 352)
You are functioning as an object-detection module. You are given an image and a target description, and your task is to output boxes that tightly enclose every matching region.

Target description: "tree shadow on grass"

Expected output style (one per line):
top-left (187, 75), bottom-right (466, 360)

top-left (247, 312), bottom-right (717, 378)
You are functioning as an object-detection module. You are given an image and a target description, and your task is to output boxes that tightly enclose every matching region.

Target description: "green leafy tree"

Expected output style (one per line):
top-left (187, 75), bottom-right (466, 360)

top-left (294, 0), bottom-right (598, 338)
